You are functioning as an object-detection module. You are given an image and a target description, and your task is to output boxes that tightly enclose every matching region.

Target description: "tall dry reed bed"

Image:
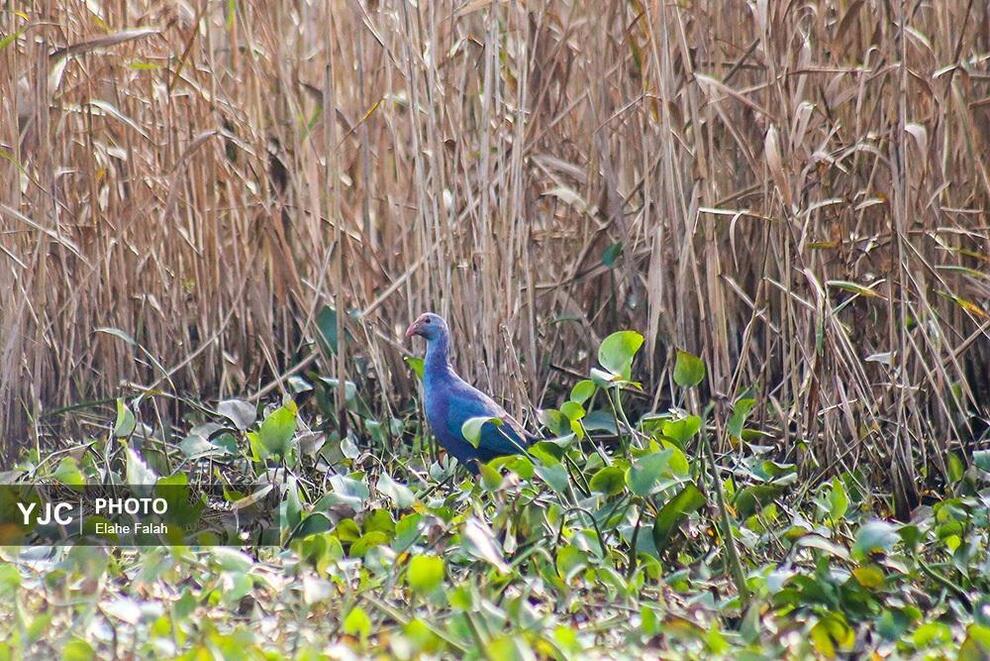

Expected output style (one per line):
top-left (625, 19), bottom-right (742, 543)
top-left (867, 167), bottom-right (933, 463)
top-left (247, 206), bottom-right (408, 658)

top-left (2, 1), bottom-right (989, 497)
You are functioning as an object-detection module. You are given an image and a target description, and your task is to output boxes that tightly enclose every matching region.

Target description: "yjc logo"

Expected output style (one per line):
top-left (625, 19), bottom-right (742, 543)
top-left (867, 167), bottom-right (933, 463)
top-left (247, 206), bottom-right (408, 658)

top-left (17, 502), bottom-right (74, 526)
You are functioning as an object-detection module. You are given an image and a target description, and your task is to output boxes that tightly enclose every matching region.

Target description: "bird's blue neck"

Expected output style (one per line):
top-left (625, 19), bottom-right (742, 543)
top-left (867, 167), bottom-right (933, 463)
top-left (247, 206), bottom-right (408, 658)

top-left (424, 332), bottom-right (452, 376)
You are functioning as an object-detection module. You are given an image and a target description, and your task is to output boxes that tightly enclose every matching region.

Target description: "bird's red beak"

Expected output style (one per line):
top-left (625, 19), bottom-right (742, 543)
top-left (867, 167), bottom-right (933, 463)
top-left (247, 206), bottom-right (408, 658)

top-left (404, 321), bottom-right (420, 338)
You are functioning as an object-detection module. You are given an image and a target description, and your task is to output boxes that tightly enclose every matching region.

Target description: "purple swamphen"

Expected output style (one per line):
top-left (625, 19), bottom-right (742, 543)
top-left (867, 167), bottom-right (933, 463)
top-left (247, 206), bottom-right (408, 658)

top-left (405, 312), bottom-right (531, 474)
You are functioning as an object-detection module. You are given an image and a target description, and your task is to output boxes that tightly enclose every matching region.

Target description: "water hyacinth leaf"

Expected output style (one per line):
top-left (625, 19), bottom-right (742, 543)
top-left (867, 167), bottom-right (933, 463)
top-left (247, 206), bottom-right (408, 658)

top-left (556, 545), bottom-right (588, 582)
top-left (479, 462), bottom-right (503, 491)
top-left (405, 355), bottom-right (425, 379)
top-left (493, 454), bottom-right (534, 479)
top-left (315, 304), bottom-right (339, 354)
top-left (582, 410), bottom-right (618, 434)
top-left (376, 473), bottom-right (415, 509)
top-left (53, 457), bottom-right (85, 487)
top-left (125, 446), bottom-right (158, 485)
top-left (61, 638), bottom-right (93, 661)
top-left (287, 375), bottom-right (313, 394)
top-left (589, 466), bottom-right (626, 496)
top-left (626, 449), bottom-right (674, 496)
top-left (828, 477), bottom-right (849, 522)
top-left (316, 377), bottom-right (358, 402)
top-left (462, 416), bottom-right (501, 448)
top-left (974, 450), bottom-right (990, 472)
top-left (569, 379), bottom-right (596, 404)
top-left (407, 555), bottom-right (445, 595)
top-left (852, 520), bottom-right (901, 559)
top-left (256, 401), bottom-right (298, 459)
top-left (810, 613), bottom-right (856, 657)
top-left (960, 624), bottom-right (990, 660)
top-left (538, 409), bottom-right (569, 436)
top-left (535, 463), bottom-right (570, 494)
top-left (947, 453), bottom-right (964, 483)
top-left (114, 398), bottom-right (136, 438)
top-left (462, 518), bottom-right (509, 572)
top-left (653, 482), bottom-right (706, 551)
top-left (852, 564), bottom-right (885, 589)
top-left (328, 474), bottom-right (370, 510)
top-left (735, 483), bottom-right (785, 518)
top-left (350, 531), bottom-right (390, 557)
top-left (179, 433), bottom-right (217, 458)
top-left (560, 401), bottom-right (585, 422)
top-left (342, 606), bottom-right (371, 640)
top-left (528, 441), bottom-right (564, 465)
top-left (598, 331), bottom-right (644, 379)
top-left (673, 350), bottom-right (705, 388)
top-left (282, 476), bottom-right (303, 531)
top-left (217, 399), bottom-right (256, 431)
top-left (662, 416), bottom-right (702, 447)
top-left (727, 398), bottom-right (756, 439)
top-left (211, 548), bottom-right (254, 573)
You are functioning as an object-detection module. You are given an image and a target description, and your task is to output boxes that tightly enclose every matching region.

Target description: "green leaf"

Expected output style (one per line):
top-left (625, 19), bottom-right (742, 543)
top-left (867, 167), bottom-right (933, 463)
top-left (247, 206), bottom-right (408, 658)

top-left (598, 331), bottom-right (644, 379)
top-left (852, 564), bottom-right (885, 589)
top-left (0, 564), bottom-right (21, 596)
top-left (376, 473), bottom-right (415, 509)
top-left (828, 477), bottom-right (849, 522)
top-left (350, 531), bottom-right (390, 557)
top-left (407, 555), bottom-right (445, 595)
top-left (661, 416), bottom-right (702, 447)
top-left (960, 624), bottom-right (990, 660)
top-left (114, 398), bottom-right (136, 438)
top-left (535, 463), bottom-right (570, 495)
top-left (538, 409), bottom-right (569, 436)
top-left (316, 304), bottom-right (339, 354)
top-left (673, 350), bottom-right (705, 388)
top-left (652, 482), bottom-right (706, 550)
top-left (626, 450), bottom-right (675, 496)
top-left (810, 613), bottom-right (855, 657)
top-left (569, 379), bottom-right (596, 404)
top-left (0, 29), bottom-right (26, 52)
top-left (727, 398), bottom-right (756, 439)
top-left (974, 450), bottom-right (990, 473)
top-left (462, 416), bottom-right (500, 448)
top-left (947, 453), bottom-right (964, 483)
top-left (53, 457), bottom-right (85, 487)
top-left (583, 410), bottom-right (618, 434)
top-left (560, 401), bottom-right (585, 422)
top-left (61, 638), bottom-right (94, 661)
top-left (734, 483), bottom-right (784, 518)
top-left (342, 606), bottom-right (371, 640)
top-left (589, 466), bottom-right (626, 496)
top-left (462, 518), bottom-right (509, 572)
top-left (555, 545), bottom-right (588, 582)
top-left (125, 446), bottom-right (158, 485)
top-left (479, 462), bottom-right (503, 491)
top-left (255, 402), bottom-right (298, 460)
top-left (852, 520), bottom-right (900, 559)
top-left (316, 377), bottom-right (358, 403)
top-left (405, 356), bottom-right (425, 379)
top-left (328, 475), bottom-right (370, 511)
top-left (217, 399), bottom-right (256, 431)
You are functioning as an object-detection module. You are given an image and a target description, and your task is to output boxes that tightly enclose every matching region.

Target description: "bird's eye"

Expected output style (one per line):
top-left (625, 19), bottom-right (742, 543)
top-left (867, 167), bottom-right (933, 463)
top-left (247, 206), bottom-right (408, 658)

top-left (424, 318), bottom-right (431, 324)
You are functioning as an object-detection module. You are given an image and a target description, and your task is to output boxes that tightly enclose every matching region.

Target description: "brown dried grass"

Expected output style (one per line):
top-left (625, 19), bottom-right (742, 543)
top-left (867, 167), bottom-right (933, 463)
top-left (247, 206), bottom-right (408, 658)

top-left (2, 1), bottom-right (989, 496)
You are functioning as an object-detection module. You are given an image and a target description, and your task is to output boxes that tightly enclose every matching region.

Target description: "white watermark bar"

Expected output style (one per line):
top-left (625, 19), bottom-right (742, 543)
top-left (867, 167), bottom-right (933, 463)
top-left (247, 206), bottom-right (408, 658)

top-left (0, 483), bottom-right (283, 546)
